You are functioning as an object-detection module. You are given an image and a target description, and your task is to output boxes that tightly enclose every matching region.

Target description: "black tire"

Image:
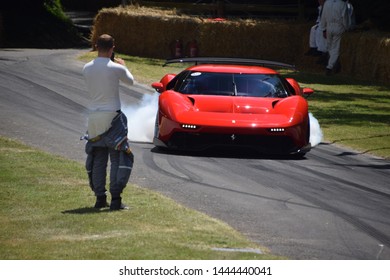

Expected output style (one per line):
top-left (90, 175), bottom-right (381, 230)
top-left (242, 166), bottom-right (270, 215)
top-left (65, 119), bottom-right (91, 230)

top-left (291, 115), bottom-right (310, 159)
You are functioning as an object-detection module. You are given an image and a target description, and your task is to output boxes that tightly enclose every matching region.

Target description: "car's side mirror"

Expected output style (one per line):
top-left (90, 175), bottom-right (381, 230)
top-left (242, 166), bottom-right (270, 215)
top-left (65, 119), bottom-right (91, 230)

top-left (302, 88), bottom-right (314, 96)
top-left (151, 82), bottom-right (164, 93)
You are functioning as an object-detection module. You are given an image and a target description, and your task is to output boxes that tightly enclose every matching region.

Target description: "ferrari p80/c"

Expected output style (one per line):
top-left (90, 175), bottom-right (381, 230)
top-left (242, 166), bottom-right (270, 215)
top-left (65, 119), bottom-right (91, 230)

top-left (151, 57), bottom-right (314, 157)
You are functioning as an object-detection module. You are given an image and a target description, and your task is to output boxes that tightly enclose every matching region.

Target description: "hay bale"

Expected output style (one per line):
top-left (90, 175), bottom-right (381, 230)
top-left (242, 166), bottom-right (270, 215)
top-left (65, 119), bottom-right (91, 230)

top-left (91, 7), bottom-right (201, 58)
top-left (196, 19), bottom-right (309, 64)
top-left (341, 31), bottom-right (390, 83)
top-left (91, 6), bottom-right (390, 84)
top-left (91, 6), bottom-right (308, 63)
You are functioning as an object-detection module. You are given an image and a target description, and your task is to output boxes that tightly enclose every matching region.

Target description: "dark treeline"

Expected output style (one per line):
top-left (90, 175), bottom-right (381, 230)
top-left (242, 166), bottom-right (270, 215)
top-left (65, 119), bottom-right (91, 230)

top-left (60, 0), bottom-right (389, 31)
top-left (1, 0), bottom-right (388, 48)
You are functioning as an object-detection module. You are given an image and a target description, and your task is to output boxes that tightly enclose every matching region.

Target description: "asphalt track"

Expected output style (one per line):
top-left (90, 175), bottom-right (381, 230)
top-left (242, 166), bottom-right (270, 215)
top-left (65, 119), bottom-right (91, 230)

top-left (0, 49), bottom-right (389, 260)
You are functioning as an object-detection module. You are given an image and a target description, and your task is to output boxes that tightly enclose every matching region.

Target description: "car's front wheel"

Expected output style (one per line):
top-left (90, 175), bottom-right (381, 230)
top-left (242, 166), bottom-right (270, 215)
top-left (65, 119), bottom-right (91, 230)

top-left (290, 115), bottom-right (311, 159)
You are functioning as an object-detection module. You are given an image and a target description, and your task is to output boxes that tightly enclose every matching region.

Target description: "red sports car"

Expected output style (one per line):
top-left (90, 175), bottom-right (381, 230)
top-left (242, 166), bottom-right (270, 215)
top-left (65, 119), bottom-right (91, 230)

top-left (151, 57), bottom-right (314, 157)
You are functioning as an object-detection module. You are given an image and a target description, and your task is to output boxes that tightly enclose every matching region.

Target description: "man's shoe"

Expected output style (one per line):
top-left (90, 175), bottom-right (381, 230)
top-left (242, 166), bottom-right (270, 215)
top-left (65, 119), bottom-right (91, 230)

top-left (94, 195), bottom-right (108, 209)
top-left (326, 68), bottom-right (333, 76)
top-left (110, 197), bottom-right (129, 211)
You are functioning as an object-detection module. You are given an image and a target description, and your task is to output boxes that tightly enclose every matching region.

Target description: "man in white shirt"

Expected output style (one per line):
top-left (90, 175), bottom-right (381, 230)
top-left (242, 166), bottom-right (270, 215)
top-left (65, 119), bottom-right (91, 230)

top-left (320, 0), bottom-right (348, 75)
top-left (83, 34), bottom-right (135, 210)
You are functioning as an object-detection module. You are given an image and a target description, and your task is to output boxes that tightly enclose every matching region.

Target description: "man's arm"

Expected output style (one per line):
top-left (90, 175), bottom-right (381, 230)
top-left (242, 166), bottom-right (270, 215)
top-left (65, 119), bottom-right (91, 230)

top-left (115, 58), bottom-right (134, 86)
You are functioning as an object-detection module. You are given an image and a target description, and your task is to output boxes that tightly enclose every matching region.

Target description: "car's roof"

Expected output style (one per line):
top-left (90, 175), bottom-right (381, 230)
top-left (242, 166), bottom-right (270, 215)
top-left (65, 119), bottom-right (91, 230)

top-left (186, 64), bottom-right (279, 75)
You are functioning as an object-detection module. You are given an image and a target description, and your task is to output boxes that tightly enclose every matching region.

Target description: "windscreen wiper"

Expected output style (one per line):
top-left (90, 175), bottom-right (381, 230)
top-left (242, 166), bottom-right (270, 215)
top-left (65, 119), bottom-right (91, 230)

top-left (232, 82), bottom-right (237, 96)
top-left (232, 74), bottom-right (237, 96)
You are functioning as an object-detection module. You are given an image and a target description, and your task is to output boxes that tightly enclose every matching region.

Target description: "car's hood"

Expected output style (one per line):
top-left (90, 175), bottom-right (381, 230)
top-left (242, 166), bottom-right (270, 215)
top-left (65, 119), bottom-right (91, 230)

top-left (188, 95), bottom-right (278, 114)
top-left (159, 92), bottom-right (308, 127)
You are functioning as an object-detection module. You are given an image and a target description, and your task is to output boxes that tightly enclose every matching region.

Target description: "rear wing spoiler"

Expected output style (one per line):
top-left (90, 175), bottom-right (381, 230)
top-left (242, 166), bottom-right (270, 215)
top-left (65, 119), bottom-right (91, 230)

top-left (163, 57), bottom-right (296, 70)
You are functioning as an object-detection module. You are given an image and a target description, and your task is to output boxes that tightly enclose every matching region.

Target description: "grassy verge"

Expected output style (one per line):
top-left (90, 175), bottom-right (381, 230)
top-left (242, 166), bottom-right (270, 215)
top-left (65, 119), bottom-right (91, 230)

top-left (291, 72), bottom-right (390, 159)
top-left (79, 52), bottom-right (390, 159)
top-left (0, 137), bottom-right (280, 260)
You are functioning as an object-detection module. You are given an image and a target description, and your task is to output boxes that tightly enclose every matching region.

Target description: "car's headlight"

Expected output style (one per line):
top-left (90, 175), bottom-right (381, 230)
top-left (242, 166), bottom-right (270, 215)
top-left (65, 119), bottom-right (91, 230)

top-left (269, 128), bottom-right (285, 132)
top-left (181, 124), bottom-right (198, 129)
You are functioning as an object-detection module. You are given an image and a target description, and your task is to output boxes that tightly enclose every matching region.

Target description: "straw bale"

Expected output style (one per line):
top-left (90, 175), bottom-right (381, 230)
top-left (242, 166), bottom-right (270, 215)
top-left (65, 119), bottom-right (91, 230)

top-left (91, 6), bottom-right (390, 84)
top-left (91, 7), bottom-right (308, 62)
top-left (91, 7), bottom-right (201, 58)
top-left (341, 31), bottom-right (390, 83)
top-left (198, 19), bottom-right (308, 63)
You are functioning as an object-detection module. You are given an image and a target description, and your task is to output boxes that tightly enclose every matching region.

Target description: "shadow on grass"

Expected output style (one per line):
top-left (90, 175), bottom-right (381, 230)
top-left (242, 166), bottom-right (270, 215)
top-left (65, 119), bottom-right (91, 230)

top-left (62, 207), bottom-right (111, 215)
top-left (330, 134), bottom-right (390, 144)
top-left (309, 90), bottom-right (390, 104)
top-left (313, 107), bottom-right (390, 126)
top-left (336, 150), bottom-right (390, 162)
top-left (307, 87), bottom-right (390, 128)
top-left (286, 70), bottom-right (390, 89)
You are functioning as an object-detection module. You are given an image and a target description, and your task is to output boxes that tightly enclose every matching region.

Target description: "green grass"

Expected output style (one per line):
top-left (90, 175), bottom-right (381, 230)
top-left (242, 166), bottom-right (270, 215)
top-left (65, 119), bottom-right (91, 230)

top-left (80, 52), bottom-right (390, 159)
top-left (290, 72), bottom-right (390, 159)
top-left (0, 137), bottom-right (280, 260)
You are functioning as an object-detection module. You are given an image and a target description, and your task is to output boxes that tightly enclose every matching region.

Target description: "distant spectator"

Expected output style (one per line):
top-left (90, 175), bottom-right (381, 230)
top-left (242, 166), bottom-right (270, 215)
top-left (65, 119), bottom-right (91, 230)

top-left (305, 0), bottom-right (328, 57)
top-left (320, 0), bottom-right (348, 75)
top-left (346, 0), bottom-right (356, 31)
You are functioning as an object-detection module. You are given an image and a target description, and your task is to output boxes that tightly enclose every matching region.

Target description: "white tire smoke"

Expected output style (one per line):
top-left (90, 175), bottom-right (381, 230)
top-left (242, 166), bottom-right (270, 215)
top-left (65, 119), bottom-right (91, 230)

top-left (309, 112), bottom-right (323, 147)
top-left (124, 92), bottom-right (159, 143)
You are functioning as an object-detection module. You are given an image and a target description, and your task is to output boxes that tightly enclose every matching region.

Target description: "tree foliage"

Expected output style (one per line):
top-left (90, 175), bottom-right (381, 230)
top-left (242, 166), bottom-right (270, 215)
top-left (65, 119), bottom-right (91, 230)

top-left (2, 0), bottom-right (388, 48)
top-left (2, 0), bottom-right (83, 48)
top-left (356, 0), bottom-right (390, 31)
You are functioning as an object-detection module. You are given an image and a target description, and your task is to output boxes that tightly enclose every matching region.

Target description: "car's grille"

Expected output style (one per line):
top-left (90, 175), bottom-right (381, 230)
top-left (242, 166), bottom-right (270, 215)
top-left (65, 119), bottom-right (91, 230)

top-left (168, 132), bottom-right (298, 154)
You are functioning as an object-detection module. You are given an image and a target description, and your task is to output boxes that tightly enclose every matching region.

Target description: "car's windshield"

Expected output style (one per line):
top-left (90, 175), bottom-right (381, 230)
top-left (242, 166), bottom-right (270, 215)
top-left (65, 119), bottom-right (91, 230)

top-left (176, 72), bottom-right (289, 98)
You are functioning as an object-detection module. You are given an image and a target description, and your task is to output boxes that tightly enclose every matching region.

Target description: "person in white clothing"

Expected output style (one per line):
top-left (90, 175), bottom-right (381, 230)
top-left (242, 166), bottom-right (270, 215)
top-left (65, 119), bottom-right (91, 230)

top-left (82, 34), bottom-right (135, 210)
top-left (320, 0), bottom-right (348, 75)
top-left (306, 0), bottom-right (327, 56)
top-left (346, 0), bottom-right (356, 31)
